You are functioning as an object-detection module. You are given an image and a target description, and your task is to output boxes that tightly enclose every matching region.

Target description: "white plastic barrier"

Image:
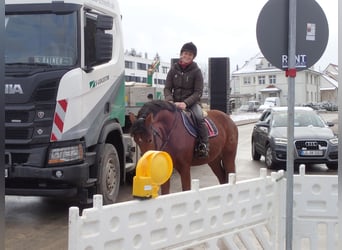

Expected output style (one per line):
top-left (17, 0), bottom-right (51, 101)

top-left (291, 166), bottom-right (339, 250)
top-left (68, 167), bottom-right (338, 250)
top-left (69, 169), bottom-right (285, 250)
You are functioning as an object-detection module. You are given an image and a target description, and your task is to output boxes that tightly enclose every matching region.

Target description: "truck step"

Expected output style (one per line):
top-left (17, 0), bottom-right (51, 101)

top-left (85, 178), bottom-right (97, 186)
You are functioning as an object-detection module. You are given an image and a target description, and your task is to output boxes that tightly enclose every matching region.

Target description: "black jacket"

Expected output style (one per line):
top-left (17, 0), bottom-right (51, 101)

top-left (164, 61), bottom-right (203, 107)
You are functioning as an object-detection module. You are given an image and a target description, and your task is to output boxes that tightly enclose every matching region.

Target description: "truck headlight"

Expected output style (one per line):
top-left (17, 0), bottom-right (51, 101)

top-left (48, 144), bottom-right (84, 164)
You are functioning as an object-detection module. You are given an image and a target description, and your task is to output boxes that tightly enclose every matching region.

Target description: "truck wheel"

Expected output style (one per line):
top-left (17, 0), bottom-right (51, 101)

top-left (97, 144), bottom-right (120, 205)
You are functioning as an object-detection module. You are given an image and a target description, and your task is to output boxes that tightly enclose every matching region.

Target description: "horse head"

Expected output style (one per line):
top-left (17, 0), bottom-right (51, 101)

top-left (130, 100), bottom-right (178, 154)
top-left (130, 112), bottom-right (155, 154)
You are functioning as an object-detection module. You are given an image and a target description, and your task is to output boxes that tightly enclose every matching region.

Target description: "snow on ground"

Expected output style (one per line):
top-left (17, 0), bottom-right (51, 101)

top-left (230, 112), bottom-right (261, 122)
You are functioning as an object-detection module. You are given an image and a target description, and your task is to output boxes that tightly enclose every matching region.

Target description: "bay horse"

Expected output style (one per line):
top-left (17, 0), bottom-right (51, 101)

top-left (130, 100), bottom-right (238, 194)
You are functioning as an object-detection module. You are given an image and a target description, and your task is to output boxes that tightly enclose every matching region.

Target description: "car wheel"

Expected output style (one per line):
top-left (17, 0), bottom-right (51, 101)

top-left (326, 163), bottom-right (338, 170)
top-left (96, 144), bottom-right (121, 205)
top-left (251, 140), bottom-right (261, 160)
top-left (265, 145), bottom-right (276, 169)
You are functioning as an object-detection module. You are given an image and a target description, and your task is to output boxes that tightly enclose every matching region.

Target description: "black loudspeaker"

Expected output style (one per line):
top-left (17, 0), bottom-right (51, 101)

top-left (171, 58), bottom-right (178, 65)
top-left (208, 57), bottom-right (230, 113)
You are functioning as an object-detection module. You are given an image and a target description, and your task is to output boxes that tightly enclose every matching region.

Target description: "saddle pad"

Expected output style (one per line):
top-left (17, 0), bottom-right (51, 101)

top-left (180, 111), bottom-right (218, 138)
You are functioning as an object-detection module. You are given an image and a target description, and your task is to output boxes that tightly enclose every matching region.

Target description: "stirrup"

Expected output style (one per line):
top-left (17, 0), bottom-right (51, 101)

top-left (197, 143), bottom-right (209, 158)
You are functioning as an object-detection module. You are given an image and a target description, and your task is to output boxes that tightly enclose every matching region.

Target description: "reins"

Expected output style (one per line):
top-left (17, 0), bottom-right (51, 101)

top-left (151, 109), bottom-right (179, 151)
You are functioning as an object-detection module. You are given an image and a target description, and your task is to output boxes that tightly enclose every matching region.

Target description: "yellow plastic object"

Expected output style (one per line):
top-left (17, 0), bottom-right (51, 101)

top-left (133, 150), bottom-right (173, 199)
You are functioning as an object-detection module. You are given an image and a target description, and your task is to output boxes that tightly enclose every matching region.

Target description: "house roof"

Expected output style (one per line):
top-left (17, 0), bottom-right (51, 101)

top-left (232, 53), bottom-right (282, 74)
top-left (322, 74), bottom-right (338, 88)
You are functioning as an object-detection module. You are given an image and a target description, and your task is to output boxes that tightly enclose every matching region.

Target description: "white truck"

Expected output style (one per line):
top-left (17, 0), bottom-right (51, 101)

top-left (257, 97), bottom-right (281, 112)
top-left (4, 0), bottom-right (139, 204)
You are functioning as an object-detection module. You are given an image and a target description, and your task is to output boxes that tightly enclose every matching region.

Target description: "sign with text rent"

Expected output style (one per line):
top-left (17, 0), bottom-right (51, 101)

top-left (256, 0), bottom-right (329, 71)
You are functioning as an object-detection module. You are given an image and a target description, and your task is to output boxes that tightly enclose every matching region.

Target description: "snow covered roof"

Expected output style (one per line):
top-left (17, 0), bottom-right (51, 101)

top-left (322, 74), bottom-right (338, 88)
top-left (232, 53), bottom-right (281, 75)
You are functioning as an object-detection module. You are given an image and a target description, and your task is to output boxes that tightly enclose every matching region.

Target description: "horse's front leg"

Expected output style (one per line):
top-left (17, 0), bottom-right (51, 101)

top-left (161, 179), bottom-right (171, 195)
top-left (179, 168), bottom-right (191, 191)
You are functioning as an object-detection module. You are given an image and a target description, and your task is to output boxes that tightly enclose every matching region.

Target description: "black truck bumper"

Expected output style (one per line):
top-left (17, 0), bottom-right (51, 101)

top-left (5, 162), bottom-right (92, 198)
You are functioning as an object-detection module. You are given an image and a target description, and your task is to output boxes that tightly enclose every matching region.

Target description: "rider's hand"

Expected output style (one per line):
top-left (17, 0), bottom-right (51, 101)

top-left (175, 102), bottom-right (187, 110)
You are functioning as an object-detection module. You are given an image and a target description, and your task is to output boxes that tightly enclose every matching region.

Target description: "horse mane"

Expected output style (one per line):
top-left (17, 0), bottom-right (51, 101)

top-left (130, 100), bottom-right (177, 136)
top-left (137, 100), bottom-right (176, 118)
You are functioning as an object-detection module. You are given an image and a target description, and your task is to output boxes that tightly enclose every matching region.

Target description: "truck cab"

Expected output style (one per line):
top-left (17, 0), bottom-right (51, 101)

top-left (4, 0), bottom-right (137, 204)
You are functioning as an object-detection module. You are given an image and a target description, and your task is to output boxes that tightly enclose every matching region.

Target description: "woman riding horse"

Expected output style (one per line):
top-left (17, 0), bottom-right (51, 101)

top-left (164, 42), bottom-right (208, 158)
top-left (130, 100), bottom-right (238, 194)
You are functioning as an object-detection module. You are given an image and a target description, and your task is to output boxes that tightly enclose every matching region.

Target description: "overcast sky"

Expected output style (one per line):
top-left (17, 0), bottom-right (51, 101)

top-left (119, 0), bottom-right (338, 72)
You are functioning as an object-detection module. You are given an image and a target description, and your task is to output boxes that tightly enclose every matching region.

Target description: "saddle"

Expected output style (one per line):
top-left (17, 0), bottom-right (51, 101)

top-left (180, 110), bottom-right (218, 138)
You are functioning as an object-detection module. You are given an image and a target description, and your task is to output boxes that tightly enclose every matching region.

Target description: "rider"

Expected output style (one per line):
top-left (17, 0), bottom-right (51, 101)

top-left (164, 42), bottom-right (209, 158)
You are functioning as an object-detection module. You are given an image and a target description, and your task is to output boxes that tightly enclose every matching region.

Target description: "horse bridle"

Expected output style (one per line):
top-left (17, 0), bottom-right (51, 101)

top-left (150, 110), bottom-right (179, 151)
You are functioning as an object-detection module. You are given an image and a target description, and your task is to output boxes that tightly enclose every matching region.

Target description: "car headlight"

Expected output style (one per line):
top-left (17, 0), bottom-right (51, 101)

top-left (274, 138), bottom-right (288, 145)
top-left (329, 137), bottom-right (338, 145)
top-left (48, 144), bottom-right (84, 164)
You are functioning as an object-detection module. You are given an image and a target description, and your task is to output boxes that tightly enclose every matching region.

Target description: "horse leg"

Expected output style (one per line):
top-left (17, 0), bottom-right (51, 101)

top-left (208, 158), bottom-right (227, 184)
top-left (222, 150), bottom-right (237, 180)
top-left (161, 179), bottom-right (171, 195)
top-left (178, 166), bottom-right (192, 191)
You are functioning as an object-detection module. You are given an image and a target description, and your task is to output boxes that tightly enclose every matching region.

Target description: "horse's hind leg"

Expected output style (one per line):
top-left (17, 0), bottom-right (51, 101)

top-left (208, 158), bottom-right (227, 184)
top-left (222, 150), bottom-right (237, 179)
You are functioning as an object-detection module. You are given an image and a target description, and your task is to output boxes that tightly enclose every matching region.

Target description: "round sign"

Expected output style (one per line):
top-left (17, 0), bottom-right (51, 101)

top-left (256, 0), bottom-right (329, 70)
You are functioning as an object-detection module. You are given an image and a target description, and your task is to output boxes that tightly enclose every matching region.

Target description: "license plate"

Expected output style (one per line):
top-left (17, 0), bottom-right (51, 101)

top-left (5, 169), bottom-right (8, 178)
top-left (300, 150), bottom-right (323, 156)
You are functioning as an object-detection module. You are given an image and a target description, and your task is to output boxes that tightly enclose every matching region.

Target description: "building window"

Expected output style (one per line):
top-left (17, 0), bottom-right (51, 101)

top-left (162, 66), bottom-right (168, 74)
top-left (125, 60), bottom-right (134, 69)
top-left (137, 62), bottom-right (147, 70)
top-left (269, 75), bottom-right (276, 84)
top-left (243, 76), bottom-right (251, 84)
top-left (161, 79), bottom-right (166, 85)
top-left (125, 75), bottom-right (135, 82)
top-left (258, 76), bottom-right (266, 84)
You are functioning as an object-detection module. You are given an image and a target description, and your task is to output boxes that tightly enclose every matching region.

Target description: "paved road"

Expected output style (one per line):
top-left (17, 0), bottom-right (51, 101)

top-left (5, 111), bottom-right (338, 250)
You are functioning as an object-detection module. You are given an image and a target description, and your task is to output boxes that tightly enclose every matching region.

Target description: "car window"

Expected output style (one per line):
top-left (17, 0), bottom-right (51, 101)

top-left (294, 112), bottom-right (325, 127)
top-left (264, 114), bottom-right (272, 124)
top-left (259, 110), bottom-right (271, 121)
top-left (272, 113), bottom-right (287, 127)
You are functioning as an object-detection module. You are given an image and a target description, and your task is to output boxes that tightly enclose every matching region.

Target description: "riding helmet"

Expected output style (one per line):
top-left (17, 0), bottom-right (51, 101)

top-left (180, 42), bottom-right (197, 58)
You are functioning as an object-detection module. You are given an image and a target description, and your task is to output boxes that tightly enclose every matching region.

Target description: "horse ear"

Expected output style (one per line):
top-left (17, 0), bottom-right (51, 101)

top-left (145, 113), bottom-right (153, 125)
top-left (129, 112), bottom-right (137, 123)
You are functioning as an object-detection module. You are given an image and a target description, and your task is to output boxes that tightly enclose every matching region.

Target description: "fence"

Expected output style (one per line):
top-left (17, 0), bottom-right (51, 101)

top-left (68, 167), bottom-right (338, 250)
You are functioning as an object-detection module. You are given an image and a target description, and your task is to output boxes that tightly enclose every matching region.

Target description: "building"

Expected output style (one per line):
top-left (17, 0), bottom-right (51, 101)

top-left (231, 53), bottom-right (322, 108)
top-left (320, 63), bottom-right (338, 104)
top-left (124, 52), bottom-right (170, 86)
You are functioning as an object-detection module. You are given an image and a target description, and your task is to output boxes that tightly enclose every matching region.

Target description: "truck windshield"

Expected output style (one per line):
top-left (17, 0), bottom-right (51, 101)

top-left (5, 12), bottom-right (77, 67)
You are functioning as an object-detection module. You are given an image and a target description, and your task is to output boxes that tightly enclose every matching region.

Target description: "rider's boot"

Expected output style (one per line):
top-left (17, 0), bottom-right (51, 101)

top-left (196, 122), bottom-right (209, 158)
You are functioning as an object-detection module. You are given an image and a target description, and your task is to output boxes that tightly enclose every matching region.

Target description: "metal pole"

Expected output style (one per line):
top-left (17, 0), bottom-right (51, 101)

top-left (0, 0), bottom-right (5, 248)
top-left (338, 1), bottom-right (342, 249)
top-left (286, 0), bottom-right (297, 249)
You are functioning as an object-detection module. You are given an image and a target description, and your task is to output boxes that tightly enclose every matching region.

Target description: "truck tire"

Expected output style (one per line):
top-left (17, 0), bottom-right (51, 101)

top-left (96, 144), bottom-right (120, 205)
